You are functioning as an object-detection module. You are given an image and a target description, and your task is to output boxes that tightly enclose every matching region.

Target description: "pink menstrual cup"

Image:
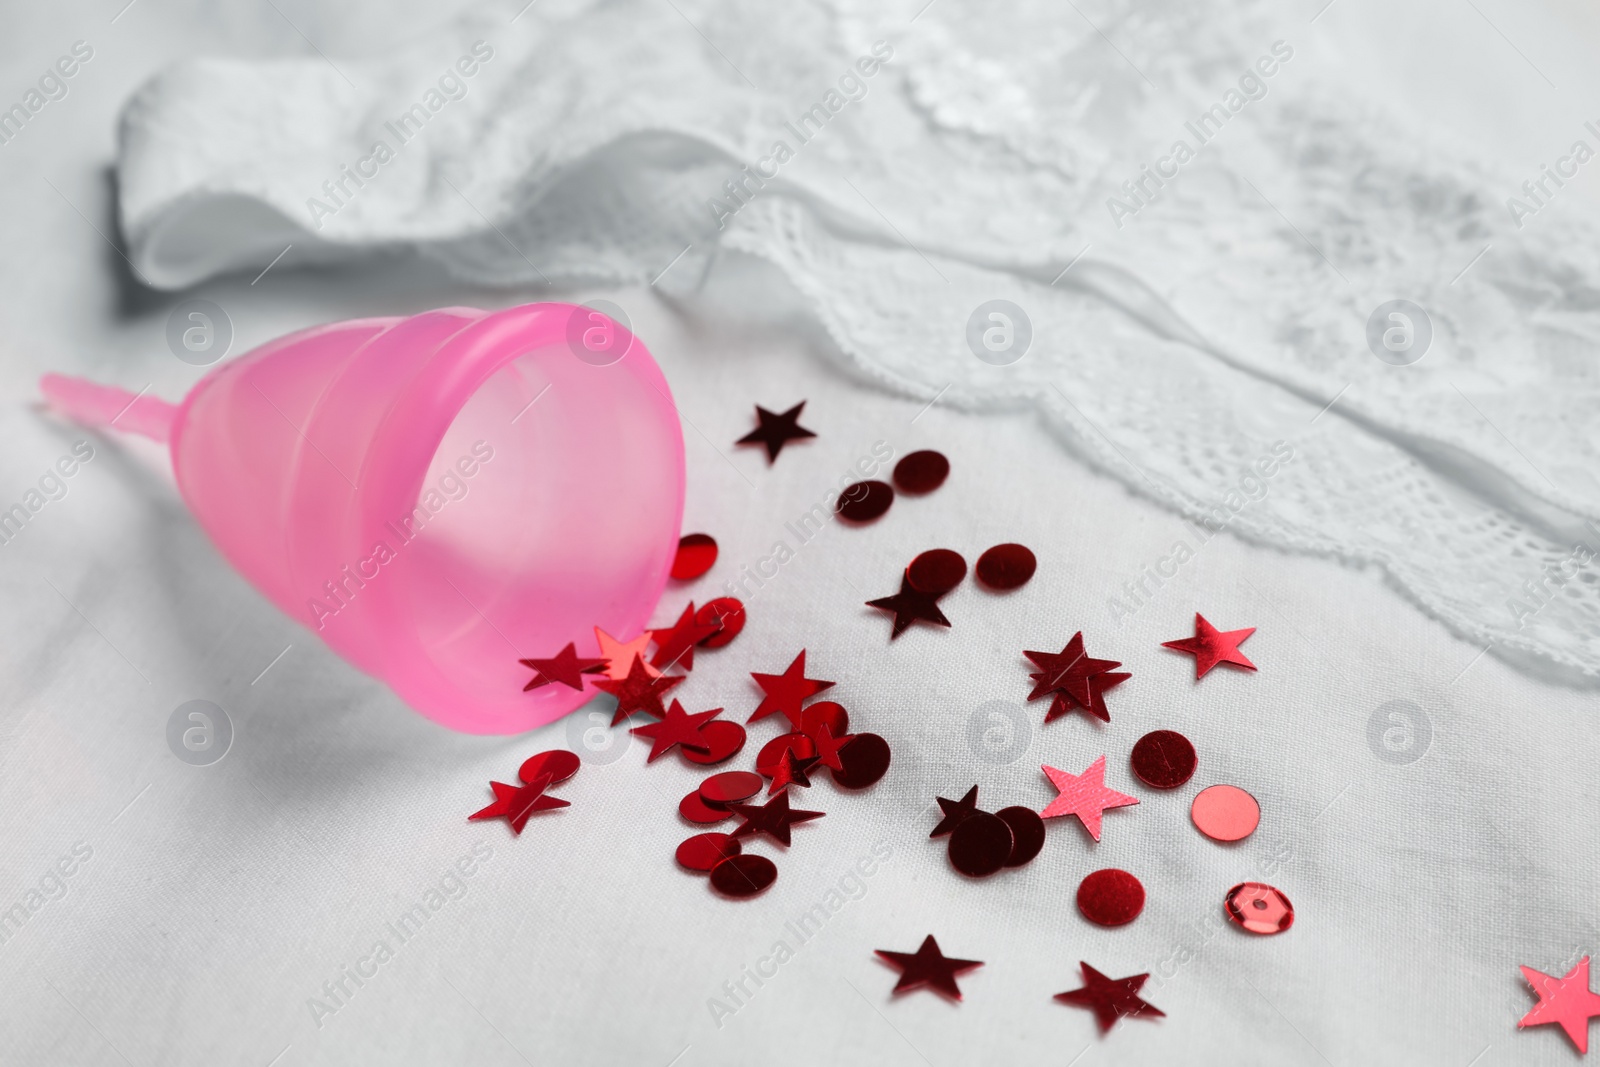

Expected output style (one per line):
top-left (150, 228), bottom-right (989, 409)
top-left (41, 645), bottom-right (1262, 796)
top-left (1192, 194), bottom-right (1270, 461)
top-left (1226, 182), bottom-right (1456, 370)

top-left (40, 303), bottom-right (685, 734)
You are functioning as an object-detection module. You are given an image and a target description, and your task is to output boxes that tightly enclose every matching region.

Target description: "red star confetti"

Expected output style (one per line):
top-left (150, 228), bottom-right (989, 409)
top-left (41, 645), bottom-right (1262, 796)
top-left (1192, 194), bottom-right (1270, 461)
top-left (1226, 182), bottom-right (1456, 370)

top-left (736, 401), bottom-right (817, 463)
top-left (765, 748), bottom-right (819, 794)
top-left (875, 935), bottom-right (984, 1001)
top-left (651, 602), bottom-right (719, 671)
top-left (930, 785), bottom-right (982, 837)
top-left (1054, 963), bottom-right (1164, 1034)
top-left (1161, 613), bottom-right (1257, 678)
top-left (1040, 756), bottom-right (1139, 841)
top-left (810, 722), bottom-right (851, 773)
top-left (594, 655), bottom-right (684, 725)
top-left (469, 769), bottom-right (570, 834)
top-left (867, 574), bottom-right (951, 639)
top-left (1024, 633), bottom-right (1125, 723)
top-left (630, 699), bottom-right (719, 762)
top-left (519, 642), bottom-right (607, 691)
top-left (749, 651), bottom-right (835, 726)
top-left (1519, 957), bottom-right (1600, 1053)
top-left (594, 627), bottom-right (657, 680)
top-left (727, 790), bottom-right (824, 847)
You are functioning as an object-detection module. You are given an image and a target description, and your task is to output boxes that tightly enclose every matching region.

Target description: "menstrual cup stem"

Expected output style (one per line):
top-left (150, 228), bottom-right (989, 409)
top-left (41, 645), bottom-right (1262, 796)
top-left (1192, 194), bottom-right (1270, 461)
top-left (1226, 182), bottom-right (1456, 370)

top-left (39, 374), bottom-right (178, 443)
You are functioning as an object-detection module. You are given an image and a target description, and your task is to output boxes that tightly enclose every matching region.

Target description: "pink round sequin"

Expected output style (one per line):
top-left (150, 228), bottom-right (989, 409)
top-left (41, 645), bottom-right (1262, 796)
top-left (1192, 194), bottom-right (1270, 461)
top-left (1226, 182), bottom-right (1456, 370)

top-left (1190, 784), bottom-right (1260, 842)
top-left (1225, 882), bottom-right (1294, 935)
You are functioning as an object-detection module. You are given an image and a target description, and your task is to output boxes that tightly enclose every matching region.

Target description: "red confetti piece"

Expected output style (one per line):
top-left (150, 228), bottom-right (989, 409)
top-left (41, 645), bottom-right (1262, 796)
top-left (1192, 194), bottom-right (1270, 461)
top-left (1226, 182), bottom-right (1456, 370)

top-left (517, 749), bottom-right (580, 786)
top-left (765, 748), bottom-right (819, 794)
top-left (995, 806), bottom-right (1046, 867)
top-left (676, 832), bottom-right (741, 872)
top-left (930, 785), bottom-right (981, 837)
top-left (593, 655), bottom-right (684, 725)
top-left (1040, 756), bottom-right (1138, 841)
top-left (629, 699), bottom-right (718, 762)
top-left (593, 627), bottom-right (658, 680)
top-left (892, 450), bottom-right (949, 495)
top-left (866, 574), bottom-right (951, 639)
top-left (875, 935), bottom-right (983, 1001)
top-left (1076, 869), bottom-right (1146, 927)
top-left (1161, 613), bottom-right (1257, 678)
top-left (1024, 633), bottom-right (1127, 724)
top-left (831, 732), bottom-right (891, 789)
top-left (975, 543), bottom-right (1036, 590)
top-left (681, 719), bottom-right (747, 765)
top-left (906, 549), bottom-right (967, 595)
top-left (1519, 957), bottom-right (1600, 1053)
top-left (695, 597), bottom-right (746, 648)
top-left (799, 701), bottom-right (848, 743)
top-left (810, 722), bottom-right (851, 773)
top-left (679, 790), bottom-right (733, 824)
top-left (726, 791), bottom-right (824, 847)
top-left (650, 602), bottom-right (720, 671)
top-left (1054, 963), bottom-right (1164, 1034)
top-left (736, 401), bottom-right (816, 463)
top-left (756, 732), bottom-right (816, 777)
top-left (518, 642), bottom-right (607, 691)
top-left (948, 811), bottom-right (1013, 877)
top-left (749, 651), bottom-right (835, 727)
top-left (672, 533), bottom-right (718, 581)
top-left (710, 853), bottom-right (778, 897)
top-left (1224, 882), bottom-right (1295, 936)
top-left (699, 771), bottom-right (763, 807)
top-left (835, 480), bottom-right (894, 523)
top-left (1130, 730), bottom-right (1197, 789)
top-left (1190, 784), bottom-right (1259, 842)
top-left (468, 771), bottom-right (569, 835)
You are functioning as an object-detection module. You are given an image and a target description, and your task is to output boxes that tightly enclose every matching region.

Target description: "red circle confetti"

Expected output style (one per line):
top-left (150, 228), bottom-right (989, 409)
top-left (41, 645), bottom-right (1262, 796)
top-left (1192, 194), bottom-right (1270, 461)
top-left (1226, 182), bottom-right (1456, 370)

top-left (832, 732), bottom-right (891, 789)
top-left (1077, 869), bottom-right (1146, 927)
top-left (995, 806), bottom-right (1046, 867)
top-left (695, 597), bottom-right (746, 648)
top-left (710, 854), bottom-right (778, 897)
top-left (835, 480), bottom-right (894, 523)
top-left (975, 543), bottom-right (1036, 590)
top-left (1191, 784), bottom-right (1260, 842)
top-left (699, 771), bottom-right (763, 807)
top-left (948, 812), bottom-right (1014, 877)
top-left (679, 790), bottom-right (732, 824)
top-left (676, 832), bottom-right (741, 872)
top-left (1224, 882), bottom-right (1295, 935)
top-left (799, 701), bottom-right (849, 743)
top-left (518, 749), bottom-right (580, 786)
top-left (756, 733), bottom-right (817, 777)
top-left (1130, 730), bottom-right (1197, 790)
top-left (681, 719), bottom-right (746, 765)
top-left (893, 450), bottom-right (950, 495)
top-left (907, 549), bottom-right (967, 595)
top-left (671, 533), bottom-right (718, 580)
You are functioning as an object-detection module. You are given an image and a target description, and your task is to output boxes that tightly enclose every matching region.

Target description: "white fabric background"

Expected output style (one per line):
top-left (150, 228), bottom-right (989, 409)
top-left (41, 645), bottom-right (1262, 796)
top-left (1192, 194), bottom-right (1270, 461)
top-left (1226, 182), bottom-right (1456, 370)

top-left (3, 2), bottom-right (1600, 1066)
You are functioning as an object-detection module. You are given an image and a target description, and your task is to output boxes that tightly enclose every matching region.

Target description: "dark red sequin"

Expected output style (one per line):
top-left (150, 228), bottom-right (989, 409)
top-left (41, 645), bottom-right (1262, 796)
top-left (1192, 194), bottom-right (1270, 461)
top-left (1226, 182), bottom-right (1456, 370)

top-left (672, 533), bottom-right (718, 580)
top-left (995, 806), bottom-right (1046, 867)
top-left (699, 771), bottom-right (763, 807)
top-left (676, 832), bottom-right (741, 872)
top-left (1131, 730), bottom-right (1197, 789)
top-left (710, 854), bottom-right (778, 897)
top-left (1077, 869), bottom-right (1145, 927)
top-left (892, 450), bottom-right (950, 495)
top-left (680, 790), bottom-right (733, 824)
top-left (835, 480), bottom-right (894, 523)
top-left (681, 719), bottom-right (747, 765)
top-left (907, 549), bottom-right (967, 595)
top-left (948, 812), bottom-right (1013, 877)
top-left (832, 732), bottom-right (891, 789)
top-left (756, 733), bottom-right (817, 777)
top-left (518, 749), bottom-right (580, 786)
top-left (799, 701), bottom-right (849, 743)
top-left (975, 543), bottom-right (1037, 590)
top-left (695, 597), bottom-right (746, 648)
